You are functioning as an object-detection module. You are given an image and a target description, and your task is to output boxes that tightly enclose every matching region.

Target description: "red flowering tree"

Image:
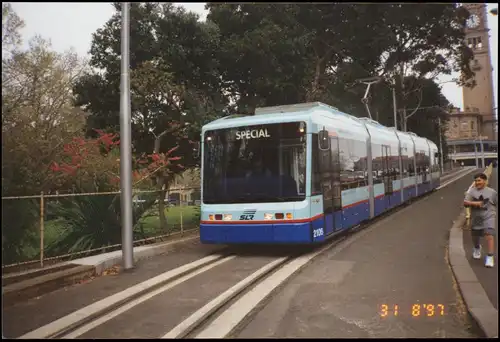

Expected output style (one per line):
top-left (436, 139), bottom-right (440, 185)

top-left (50, 129), bottom-right (183, 193)
top-left (44, 129), bottom-right (186, 256)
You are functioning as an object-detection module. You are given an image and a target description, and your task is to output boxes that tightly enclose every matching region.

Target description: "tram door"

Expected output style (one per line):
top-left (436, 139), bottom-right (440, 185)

top-left (319, 136), bottom-right (342, 235)
top-left (331, 137), bottom-right (342, 231)
top-left (382, 145), bottom-right (394, 210)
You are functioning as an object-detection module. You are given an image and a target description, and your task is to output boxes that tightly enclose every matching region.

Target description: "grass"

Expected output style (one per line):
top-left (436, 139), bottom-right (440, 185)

top-left (5, 205), bottom-right (201, 265)
top-left (39, 205), bottom-right (200, 254)
top-left (137, 205), bottom-right (200, 236)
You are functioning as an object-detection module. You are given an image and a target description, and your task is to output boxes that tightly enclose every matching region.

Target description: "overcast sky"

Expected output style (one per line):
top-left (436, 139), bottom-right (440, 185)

top-left (11, 2), bottom-right (498, 115)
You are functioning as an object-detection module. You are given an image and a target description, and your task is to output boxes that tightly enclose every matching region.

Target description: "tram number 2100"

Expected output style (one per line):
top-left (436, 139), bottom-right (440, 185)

top-left (313, 228), bottom-right (324, 238)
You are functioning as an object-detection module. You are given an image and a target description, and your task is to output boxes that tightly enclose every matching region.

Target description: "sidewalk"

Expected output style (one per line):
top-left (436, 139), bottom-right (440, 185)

top-left (237, 169), bottom-right (483, 338)
top-left (463, 167), bottom-right (497, 309)
top-left (450, 165), bottom-right (498, 338)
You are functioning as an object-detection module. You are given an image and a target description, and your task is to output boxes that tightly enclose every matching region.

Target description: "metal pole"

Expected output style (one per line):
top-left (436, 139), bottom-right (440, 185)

top-left (473, 139), bottom-right (478, 168)
top-left (438, 117), bottom-right (444, 174)
top-left (479, 136), bottom-right (485, 169)
top-left (392, 84), bottom-right (398, 130)
top-left (40, 191), bottom-right (45, 268)
top-left (120, 2), bottom-right (134, 270)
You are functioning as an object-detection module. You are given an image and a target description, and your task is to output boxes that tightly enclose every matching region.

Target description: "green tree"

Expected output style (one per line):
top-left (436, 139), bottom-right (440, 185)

top-left (74, 3), bottom-right (226, 171)
top-left (73, 3), bottom-right (228, 230)
top-left (2, 3), bottom-right (24, 54)
top-left (206, 3), bottom-right (474, 118)
top-left (2, 6), bottom-right (89, 263)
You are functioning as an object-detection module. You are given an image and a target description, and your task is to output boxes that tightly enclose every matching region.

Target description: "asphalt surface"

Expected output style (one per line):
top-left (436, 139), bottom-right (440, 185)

top-left (2, 169), bottom-right (480, 339)
top-left (2, 239), bottom-right (226, 338)
top-left (462, 167), bottom-right (498, 310)
top-left (236, 172), bottom-right (480, 338)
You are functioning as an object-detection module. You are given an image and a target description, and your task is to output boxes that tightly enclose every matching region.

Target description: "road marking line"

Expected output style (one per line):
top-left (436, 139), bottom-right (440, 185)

top-left (162, 257), bottom-right (288, 339)
top-left (61, 256), bottom-right (235, 339)
top-left (437, 168), bottom-right (477, 190)
top-left (440, 167), bottom-right (472, 181)
top-left (19, 254), bottom-right (229, 339)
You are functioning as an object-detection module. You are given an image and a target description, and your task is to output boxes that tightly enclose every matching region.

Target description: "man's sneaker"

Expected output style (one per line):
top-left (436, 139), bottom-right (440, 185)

top-left (473, 246), bottom-right (482, 260)
top-left (485, 255), bottom-right (494, 268)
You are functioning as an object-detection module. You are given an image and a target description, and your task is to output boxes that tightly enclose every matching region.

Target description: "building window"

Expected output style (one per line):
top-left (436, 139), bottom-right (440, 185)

top-left (468, 36), bottom-right (483, 50)
top-left (471, 121), bottom-right (474, 129)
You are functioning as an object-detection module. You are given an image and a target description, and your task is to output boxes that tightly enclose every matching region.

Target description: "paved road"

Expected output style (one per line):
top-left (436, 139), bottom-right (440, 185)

top-left (2, 239), bottom-right (226, 338)
top-left (236, 172), bottom-right (480, 338)
top-left (462, 167), bottom-right (498, 310)
top-left (3, 168), bottom-right (480, 339)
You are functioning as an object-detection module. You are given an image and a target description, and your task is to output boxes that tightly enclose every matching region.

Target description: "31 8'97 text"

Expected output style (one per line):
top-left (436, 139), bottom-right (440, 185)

top-left (380, 304), bottom-right (446, 317)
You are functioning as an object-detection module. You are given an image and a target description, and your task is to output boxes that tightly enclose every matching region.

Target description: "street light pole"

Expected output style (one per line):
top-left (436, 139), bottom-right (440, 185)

top-left (474, 139), bottom-right (479, 168)
top-left (438, 117), bottom-right (444, 174)
top-left (120, 2), bottom-right (134, 270)
top-left (392, 81), bottom-right (398, 130)
top-left (479, 135), bottom-right (485, 168)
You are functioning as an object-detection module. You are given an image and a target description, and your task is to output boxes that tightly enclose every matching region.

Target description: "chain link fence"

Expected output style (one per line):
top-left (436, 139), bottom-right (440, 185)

top-left (1, 187), bottom-right (201, 273)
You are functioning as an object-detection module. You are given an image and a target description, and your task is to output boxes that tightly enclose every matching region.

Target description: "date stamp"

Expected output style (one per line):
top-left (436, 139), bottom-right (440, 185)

top-left (379, 304), bottom-right (446, 317)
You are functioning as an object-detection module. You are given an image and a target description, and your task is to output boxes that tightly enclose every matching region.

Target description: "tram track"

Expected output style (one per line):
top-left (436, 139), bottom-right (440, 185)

top-left (19, 238), bottom-right (349, 339)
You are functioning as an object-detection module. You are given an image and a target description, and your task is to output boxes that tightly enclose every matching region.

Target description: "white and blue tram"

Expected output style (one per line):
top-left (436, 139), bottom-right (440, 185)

top-left (199, 102), bottom-right (440, 244)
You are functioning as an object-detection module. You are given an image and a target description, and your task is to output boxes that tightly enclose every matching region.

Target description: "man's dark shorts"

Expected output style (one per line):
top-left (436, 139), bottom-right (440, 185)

top-left (471, 227), bottom-right (496, 237)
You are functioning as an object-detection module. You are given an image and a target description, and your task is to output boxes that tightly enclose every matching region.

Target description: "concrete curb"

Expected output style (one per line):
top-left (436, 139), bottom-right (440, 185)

top-left (3, 265), bottom-right (96, 307)
top-left (2, 231), bottom-right (200, 306)
top-left (448, 166), bottom-right (498, 338)
top-left (72, 232), bottom-right (200, 276)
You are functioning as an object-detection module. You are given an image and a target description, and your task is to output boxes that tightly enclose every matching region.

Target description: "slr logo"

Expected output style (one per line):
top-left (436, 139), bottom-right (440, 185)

top-left (240, 209), bottom-right (256, 221)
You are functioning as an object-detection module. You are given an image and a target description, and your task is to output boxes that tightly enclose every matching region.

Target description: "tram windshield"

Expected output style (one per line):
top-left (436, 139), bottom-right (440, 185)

top-left (203, 122), bottom-right (307, 204)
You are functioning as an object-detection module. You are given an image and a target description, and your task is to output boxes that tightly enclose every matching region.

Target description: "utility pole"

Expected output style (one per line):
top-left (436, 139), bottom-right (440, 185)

top-left (479, 135), bottom-right (485, 169)
top-left (120, 2), bottom-right (134, 270)
top-left (474, 139), bottom-right (479, 168)
top-left (437, 117), bottom-right (444, 174)
top-left (392, 80), bottom-right (398, 130)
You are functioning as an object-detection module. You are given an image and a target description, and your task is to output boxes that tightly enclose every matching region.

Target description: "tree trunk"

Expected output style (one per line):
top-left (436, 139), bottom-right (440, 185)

top-left (402, 109), bottom-right (408, 132)
top-left (307, 57), bottom-right (326, 102)
top-left (157, 177), bottom-right (168, 233)
top-left (153, 130), bottom-right (169, 233)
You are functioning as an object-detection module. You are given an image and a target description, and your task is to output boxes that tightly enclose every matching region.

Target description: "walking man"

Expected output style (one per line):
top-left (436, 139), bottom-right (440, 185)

top-left (464, 172), bottom-right (497, 268)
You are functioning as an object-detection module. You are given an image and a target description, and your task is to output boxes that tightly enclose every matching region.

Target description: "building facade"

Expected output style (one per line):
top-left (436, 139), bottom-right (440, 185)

top-left (445, 4), bottom-right (497, 166)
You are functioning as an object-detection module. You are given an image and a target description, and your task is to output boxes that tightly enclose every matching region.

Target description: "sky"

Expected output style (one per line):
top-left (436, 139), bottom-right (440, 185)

top-left (10, 2), bottom-right (498, 115)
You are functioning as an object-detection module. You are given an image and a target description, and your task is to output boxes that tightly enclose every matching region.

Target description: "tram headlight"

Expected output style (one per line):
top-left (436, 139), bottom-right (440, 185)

top-left (223, 214), bottom-right (232, 221)
top-left (209, 214), bottom-right (215, 221)
top-left (264, 213), bottom-right (273, 220)
top-left (286, 213), bottom-right (293, 219)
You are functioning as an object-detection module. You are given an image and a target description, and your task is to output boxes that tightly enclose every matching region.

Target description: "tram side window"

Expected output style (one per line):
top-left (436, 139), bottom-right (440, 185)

top-left (432, 151), bottom-right (440, 173)
top-left (423, 150), bottom-right (431, 182)
top-left (416, 150), bottom-right (428, 178)
top-left (311, 133), bottom-right (322, 195)
top-left (401, 145), bottom-right (409, 178)
top-left (338, 138), bottom-right (368, 190)
top-left (371, 143), bottom-right (384, 184)
top-left (407, 146), bottom-right (416, 176)
top-left (390, 144), bottom-right (400, 180)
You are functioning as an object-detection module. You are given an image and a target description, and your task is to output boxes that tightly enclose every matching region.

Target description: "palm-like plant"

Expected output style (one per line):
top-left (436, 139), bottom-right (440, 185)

top-left (45, 191), bottom-right (157, 257)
